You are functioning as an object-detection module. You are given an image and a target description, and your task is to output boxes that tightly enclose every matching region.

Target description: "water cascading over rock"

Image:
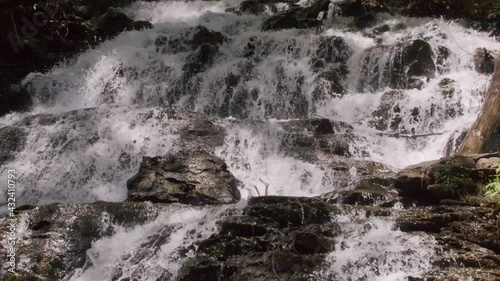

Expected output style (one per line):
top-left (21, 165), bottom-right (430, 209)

top-left (1, 0), bottom-right (500, 280)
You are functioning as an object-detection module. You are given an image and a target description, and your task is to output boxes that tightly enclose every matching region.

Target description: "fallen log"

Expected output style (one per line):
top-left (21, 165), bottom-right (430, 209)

top-left (459, 57), bottom-right (500, 154)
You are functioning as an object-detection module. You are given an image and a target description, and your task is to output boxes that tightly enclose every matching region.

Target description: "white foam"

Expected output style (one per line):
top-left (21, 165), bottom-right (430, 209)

top-left (316, 214), bottom-right (436, 280)
top-left (71, 205), bottom-right (229, 281)
top-left (216, 123), bottom-right (338, 198)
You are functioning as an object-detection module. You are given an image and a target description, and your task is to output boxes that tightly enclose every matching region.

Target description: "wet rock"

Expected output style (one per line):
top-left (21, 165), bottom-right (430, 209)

top-left (179, 250), bottom-right (324, 281)
top-left (179, 116), bottom-right (226, 153)
top-left (0, 126), bottom-right (27, 166)
top-left (434, 78), bottom-right (465, 119)
top-left (262, 13), bottom-right (321, 31)
top-left (300, 0), bottom-right (333, 19)
top-left (438, 78), bottom-right (456, 98)
top-left (311, 36), bottom-right (352, 71)
top-left (336, 0), bottom-right (391, 18)
top-left (218, 216), bottom-right (277, 237)
top-left (353, 13), bottom-right (377, 29)
top-left (183, 44), bottom-right (221, 76)
top-left (404, 39), bottom-right (436, 78)
top-left (370, 90), bottom-right (405, 131)
top-left (323, 178), bottom-right (398, 207)
top-left (178, 195), bottom-right (344, 281)
top-left (436, 46), bottom-right (450, 74)
top-left (270, 118), bottom-right (359, 162)
top-left (359, 39), bottom-right (436, 92)
top-left (183, 26), bottom-right (225, 76)
top-left (292, 231), bottom-right (333, 254)
top-left (0, 202), bottom-right (169, 280)
top-left (395, 155), bottom-right (487, 204)
top-left (311, 119), bottom-right (334, 134)
top-left (398, 203), bottom-right (500, 279)
top-left (403, 0), bottom-right (500, 23)
top-left (133, 20), bottom-right (154, 30)
top-left (311, 36), bottom-right (352, 98)
top-left (261, 4), bottom-right (324, 31)
top-left (127, 152), bottom-right (241, 205)
top-left (239, 0), bottom-right (266, 15)
top-left (473, 48), bottom-right (496, 74)
top-left (373, 24), bottom-right (391, 34)
top-left (476, 157), bottom-right (500, 169)
top-left (90, 9), bottom-right (152, 39)
top-left (244, 196), bottom-right (334, 227)
top-left (190, 26), bottom-right (225, 50)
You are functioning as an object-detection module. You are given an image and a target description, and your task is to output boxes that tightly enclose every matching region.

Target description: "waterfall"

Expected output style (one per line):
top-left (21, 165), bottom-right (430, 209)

top-left (1, 0), bottom-right (499, 280)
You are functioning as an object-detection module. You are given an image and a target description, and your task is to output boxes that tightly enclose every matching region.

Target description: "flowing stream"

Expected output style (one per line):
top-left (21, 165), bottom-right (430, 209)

top-left (1, 0), bottom-right (499, 280)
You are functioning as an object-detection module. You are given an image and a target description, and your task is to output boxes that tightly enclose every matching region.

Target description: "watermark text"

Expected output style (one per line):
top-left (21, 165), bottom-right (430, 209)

top-left (6, 170), bottom-right (17, 274)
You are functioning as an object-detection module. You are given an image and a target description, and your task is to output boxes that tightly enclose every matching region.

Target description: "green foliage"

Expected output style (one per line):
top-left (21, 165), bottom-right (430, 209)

top-left (434, 166), bottom-right (472, 189)
top-left (484, 165), bottom-right (500, 199)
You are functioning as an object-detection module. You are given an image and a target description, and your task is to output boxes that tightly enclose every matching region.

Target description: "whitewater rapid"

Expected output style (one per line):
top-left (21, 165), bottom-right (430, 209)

top-left (1, 0), bottom-right (499, 280)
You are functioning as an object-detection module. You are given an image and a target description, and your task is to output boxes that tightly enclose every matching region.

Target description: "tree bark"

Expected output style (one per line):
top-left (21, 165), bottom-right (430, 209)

top-left (459, 58), bottom-right (500, 155)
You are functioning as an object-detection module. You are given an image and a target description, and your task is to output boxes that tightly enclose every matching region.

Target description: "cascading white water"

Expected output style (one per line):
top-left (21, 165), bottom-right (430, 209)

top-left (315, 212), bottom-right (435, 280)
top-left (70, 204), bottom-right (233, 281)
top-left (1, 0), bottom-right (500, 280)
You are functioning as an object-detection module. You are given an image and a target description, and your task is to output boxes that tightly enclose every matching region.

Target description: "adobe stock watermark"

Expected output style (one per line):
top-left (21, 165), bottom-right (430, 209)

top-left (5, 170), bottom-right (17, 275)
top-left (8, 1), bottom-right (59, 54)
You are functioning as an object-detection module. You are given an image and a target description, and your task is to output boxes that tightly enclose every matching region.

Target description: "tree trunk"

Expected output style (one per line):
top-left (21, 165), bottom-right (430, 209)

top-left (459, 58), bottom-right (500, 155)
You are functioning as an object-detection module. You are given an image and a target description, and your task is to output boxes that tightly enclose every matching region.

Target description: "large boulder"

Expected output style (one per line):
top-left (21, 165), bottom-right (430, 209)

top-left (127, 152), bottom-right (241, 205)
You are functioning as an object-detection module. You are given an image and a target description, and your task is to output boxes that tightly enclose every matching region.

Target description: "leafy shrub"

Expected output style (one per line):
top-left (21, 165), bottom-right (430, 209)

top-left (485, 165), bottom-right (500, 198)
